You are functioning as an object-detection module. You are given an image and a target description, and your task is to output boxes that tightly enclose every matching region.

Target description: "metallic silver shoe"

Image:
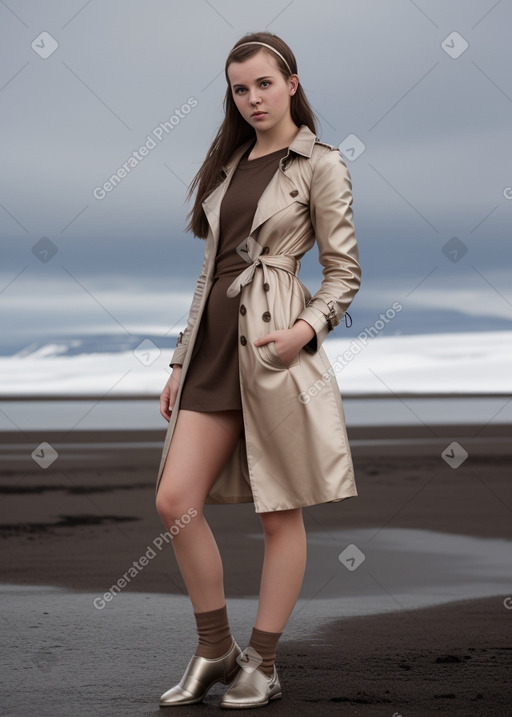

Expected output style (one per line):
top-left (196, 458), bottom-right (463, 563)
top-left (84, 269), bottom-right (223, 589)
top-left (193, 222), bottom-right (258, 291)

top-left (220, 664), bottom-right (282, 709)
top-left (159, 637), bottom-right (242, 706)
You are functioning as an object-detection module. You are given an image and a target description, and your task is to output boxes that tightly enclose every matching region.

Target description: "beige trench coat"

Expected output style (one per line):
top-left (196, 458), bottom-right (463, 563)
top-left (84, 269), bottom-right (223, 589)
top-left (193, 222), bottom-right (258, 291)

top-left (155, 124), bottom-right (362, 512)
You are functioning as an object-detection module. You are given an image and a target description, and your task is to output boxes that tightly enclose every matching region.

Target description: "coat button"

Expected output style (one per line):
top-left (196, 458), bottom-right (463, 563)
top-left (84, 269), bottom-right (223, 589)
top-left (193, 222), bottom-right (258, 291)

top-left (262, 311), bottom-right (271, 322)
top-left (240, 304), bottom-right (247, 315)
top-left (290, 189), bottom-right (299, 197)
top-left (263, 282), bottom-right (270, 291)
top-left (240, 335), bottom-right (247, 345)
top-left (261, 246), bottom-right (269, 254)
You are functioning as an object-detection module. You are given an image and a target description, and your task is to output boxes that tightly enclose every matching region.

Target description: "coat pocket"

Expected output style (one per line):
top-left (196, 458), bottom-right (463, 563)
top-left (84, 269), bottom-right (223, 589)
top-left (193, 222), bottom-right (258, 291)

top-left (257, 340), bottom-right (300, 370)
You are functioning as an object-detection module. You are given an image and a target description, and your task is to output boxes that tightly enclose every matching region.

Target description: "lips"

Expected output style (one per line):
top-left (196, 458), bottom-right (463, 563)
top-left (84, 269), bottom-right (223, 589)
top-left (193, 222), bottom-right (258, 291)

top-left (252, 112), bottom-right (267, 118)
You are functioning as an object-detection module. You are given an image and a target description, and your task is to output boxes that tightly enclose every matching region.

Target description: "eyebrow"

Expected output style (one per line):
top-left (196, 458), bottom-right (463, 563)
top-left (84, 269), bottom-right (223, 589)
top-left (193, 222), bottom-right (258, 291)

top-left (231, 75), bottom-right (274, 88)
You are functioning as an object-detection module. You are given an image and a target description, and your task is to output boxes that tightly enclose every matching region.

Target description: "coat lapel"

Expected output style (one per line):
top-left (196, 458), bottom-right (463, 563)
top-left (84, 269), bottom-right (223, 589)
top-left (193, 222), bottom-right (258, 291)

top-left (249, 166), bottom-right (297, 235)
top-left (202, 124), bottom-right (317, 252)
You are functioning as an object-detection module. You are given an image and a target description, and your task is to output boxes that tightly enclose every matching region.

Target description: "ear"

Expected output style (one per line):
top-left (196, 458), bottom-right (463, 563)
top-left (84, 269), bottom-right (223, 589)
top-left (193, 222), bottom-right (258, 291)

top-left (288, 74), bottom-right (299, 95)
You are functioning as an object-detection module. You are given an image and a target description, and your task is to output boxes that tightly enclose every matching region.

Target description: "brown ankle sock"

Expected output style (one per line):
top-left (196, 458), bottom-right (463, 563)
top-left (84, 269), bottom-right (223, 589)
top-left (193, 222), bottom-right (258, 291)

top-left (248, 626), bottom-right (282, 677)
top-left (193, 604), bottom-right (234, 659)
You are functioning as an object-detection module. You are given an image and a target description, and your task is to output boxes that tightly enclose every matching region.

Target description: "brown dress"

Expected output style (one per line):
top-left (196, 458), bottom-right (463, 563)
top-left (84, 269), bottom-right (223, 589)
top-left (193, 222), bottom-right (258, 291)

top-left (179, 142), bottom-right (289, 412)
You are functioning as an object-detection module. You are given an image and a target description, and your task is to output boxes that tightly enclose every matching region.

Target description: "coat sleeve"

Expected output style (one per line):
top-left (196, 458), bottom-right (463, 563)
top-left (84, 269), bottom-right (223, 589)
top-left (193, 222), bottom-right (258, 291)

top-left (294, 148), bottom-right (362, 354)
top-left (168, 251), bottom-right (208, 368)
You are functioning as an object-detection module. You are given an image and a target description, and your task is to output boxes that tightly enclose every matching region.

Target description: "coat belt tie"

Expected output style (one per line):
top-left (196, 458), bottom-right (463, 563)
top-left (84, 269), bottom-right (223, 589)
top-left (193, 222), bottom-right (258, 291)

top-left (226, 251), bottom-right (299, 299)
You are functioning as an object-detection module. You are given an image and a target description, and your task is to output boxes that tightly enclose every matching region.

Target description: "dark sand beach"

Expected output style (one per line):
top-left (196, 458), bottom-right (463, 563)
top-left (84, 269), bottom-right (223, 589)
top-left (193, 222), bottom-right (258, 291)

top-left (1, 421), bottom-right (511, 715)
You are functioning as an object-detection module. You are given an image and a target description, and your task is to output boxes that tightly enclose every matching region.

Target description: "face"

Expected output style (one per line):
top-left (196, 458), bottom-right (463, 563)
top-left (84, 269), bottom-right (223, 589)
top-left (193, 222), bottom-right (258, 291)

top-left (227, 50), bottom-right (298, 132)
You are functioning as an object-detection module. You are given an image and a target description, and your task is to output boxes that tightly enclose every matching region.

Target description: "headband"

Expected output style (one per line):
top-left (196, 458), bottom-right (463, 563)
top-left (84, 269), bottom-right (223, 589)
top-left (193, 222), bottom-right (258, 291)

top-left (234, 41), bottom-right (293, 76)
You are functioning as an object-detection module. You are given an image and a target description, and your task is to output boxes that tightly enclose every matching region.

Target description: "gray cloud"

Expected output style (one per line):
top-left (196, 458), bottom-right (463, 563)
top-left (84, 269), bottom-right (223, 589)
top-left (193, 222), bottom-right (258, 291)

top-left (1, 0), bottom-right (511, 338)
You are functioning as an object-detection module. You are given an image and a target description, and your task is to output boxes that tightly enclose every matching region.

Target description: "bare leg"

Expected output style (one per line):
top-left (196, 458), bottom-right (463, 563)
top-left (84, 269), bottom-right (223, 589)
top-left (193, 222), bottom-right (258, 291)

top-left (155, 408), bottom-right (243, 613)
top-left (254, 508), bottom-right (307, 633)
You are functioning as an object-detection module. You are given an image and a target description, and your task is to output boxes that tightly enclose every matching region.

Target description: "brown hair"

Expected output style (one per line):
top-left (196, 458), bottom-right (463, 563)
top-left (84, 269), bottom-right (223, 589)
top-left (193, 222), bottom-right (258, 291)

top-left (184, 31), bottom-right (318, 239)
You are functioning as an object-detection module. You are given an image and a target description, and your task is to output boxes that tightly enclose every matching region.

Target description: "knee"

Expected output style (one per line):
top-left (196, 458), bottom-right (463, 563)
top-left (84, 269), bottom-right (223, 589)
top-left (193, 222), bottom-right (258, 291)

top-left (259, 508), bottom-right (303, 538)
top-left (156, 485), bottom-right (200, 526)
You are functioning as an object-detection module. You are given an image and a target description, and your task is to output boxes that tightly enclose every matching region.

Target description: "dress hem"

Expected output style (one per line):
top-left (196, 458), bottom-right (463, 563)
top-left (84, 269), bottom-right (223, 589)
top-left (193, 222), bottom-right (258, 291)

top-left (178, 406), bottom-right (243, 413)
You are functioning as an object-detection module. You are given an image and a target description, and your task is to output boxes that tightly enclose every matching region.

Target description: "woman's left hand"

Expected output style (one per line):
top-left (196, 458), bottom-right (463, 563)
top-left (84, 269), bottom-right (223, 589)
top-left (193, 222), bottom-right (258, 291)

top-left (254, 320), bottom-right (315, 368)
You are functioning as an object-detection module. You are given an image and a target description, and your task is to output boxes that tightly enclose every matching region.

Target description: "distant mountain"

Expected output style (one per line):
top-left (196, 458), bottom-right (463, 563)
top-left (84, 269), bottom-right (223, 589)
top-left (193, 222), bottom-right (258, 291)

top-left (3, 303), bottom-right (512, 359)
top-left (1, 330), bottom-right (511, 398)
top-left (1, 334), bottom-right (180, 358)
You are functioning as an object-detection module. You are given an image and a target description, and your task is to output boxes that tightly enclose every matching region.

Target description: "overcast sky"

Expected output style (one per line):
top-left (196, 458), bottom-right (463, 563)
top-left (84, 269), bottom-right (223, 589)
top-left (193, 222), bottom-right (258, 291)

top-left (1, 0), bottom-right (511, 344)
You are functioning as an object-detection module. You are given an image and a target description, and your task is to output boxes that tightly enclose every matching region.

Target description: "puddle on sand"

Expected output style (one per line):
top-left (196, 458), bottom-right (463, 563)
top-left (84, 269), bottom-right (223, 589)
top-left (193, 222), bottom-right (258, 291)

top-left (247, 527), bottom-right (512, 620)
top-left (1, 528), bottom-right (510, 644)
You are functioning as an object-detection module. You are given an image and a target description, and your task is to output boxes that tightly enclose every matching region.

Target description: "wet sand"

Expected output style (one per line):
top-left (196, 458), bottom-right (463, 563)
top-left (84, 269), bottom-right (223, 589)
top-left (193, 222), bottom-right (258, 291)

top-left (1, 424), bottom-right (511, 715)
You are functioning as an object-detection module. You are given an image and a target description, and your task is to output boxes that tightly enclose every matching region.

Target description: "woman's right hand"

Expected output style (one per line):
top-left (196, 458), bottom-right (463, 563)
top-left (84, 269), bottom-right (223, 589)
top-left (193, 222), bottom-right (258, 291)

top-left (160, 366), bottom-right (182, 422)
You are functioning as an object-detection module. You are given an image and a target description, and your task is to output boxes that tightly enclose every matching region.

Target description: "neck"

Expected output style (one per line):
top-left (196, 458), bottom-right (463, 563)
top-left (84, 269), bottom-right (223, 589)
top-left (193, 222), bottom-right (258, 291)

top-left (250, 119), bottom-right (300, 157)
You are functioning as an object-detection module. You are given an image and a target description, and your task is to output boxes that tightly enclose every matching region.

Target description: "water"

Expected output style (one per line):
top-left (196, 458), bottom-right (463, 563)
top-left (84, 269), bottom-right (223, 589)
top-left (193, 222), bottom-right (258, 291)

top-left (0, 396), bottom-right (511, 432)
top-left (2, 526), bottom-right (511, 622)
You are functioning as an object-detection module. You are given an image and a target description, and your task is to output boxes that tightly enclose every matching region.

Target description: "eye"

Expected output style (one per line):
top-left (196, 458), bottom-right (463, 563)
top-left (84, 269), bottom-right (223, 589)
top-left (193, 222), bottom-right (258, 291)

top-left (233, 80), bottom-right (271, 95)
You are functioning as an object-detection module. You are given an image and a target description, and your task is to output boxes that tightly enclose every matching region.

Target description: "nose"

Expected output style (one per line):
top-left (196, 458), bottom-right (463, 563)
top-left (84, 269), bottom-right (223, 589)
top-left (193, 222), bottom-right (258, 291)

top-left (248, 87), bottom-right (261, 105)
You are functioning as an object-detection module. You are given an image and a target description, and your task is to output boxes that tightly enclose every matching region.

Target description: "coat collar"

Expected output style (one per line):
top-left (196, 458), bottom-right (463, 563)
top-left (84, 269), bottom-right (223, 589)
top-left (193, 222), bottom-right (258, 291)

top-left (221, 123), bottom-right (317, 177)
top-left (202, 124), bottom-right (317, 245)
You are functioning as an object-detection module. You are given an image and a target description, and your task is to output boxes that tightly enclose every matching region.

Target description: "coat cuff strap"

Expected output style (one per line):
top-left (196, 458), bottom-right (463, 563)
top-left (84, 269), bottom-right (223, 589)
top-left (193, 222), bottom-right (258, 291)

top-left (295, 303), bottom-right (333, 354)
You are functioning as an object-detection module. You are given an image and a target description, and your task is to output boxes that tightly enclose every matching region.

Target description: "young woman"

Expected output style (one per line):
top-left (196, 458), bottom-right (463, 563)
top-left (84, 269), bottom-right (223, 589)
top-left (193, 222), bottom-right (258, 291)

top-left (155, 31), bottom-right (361, 709)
